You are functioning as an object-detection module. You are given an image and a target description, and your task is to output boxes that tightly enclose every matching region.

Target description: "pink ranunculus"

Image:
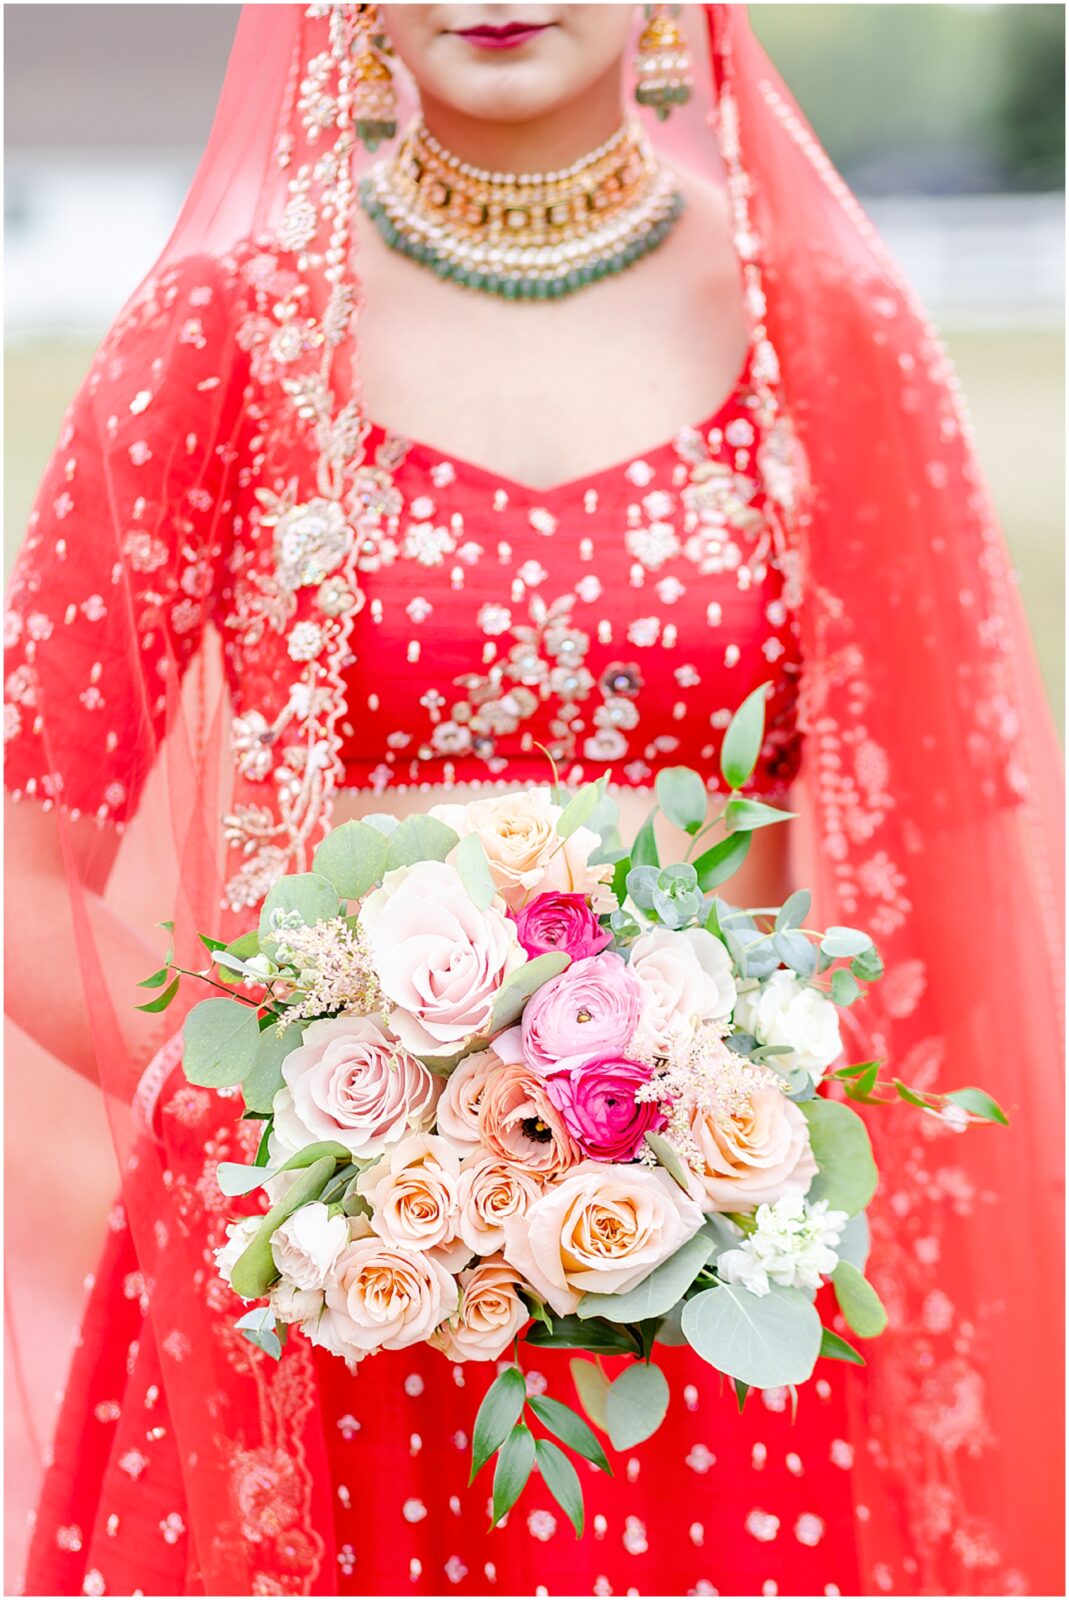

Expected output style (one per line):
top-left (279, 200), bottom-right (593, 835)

top-left (521, 951), bottom-right (644, 1076)
top-left (510, 892), bottom-right (612, 963)
top-left (544, 1054), bottom-right (666, 1163)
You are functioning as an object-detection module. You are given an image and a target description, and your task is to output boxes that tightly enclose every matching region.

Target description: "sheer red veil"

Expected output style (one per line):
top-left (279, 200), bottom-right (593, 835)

top-left (4, 6), bottom-right (1063, 1594)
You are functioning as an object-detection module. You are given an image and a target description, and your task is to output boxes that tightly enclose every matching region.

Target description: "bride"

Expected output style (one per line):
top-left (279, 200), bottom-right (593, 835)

top-left (4, 7), bottom-right (1062, 1596)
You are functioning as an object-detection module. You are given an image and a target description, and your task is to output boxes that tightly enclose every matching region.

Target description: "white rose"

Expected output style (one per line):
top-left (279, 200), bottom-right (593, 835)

top-left (270, 1201), bottom-right (349, 1291)
top-left (213, 1217), bottom-right (262, 1289)
top-left (629, 927), bottom-right (737, 1053)
top-left (270, 1280), bottom-right (324, 1325)
top-left (359, 861), bottom-right (528, 1058)
top-left (733, 971), bottom-right (843, 1082)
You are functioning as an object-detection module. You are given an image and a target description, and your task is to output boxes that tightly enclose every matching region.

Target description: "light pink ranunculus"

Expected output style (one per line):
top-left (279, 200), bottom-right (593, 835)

top-left (431, 1257), bottom-right (531, 1363)
top-left (502, 1161), bottom-right (704, 1316)
top-left (545, 1054), bottom-right (665, 1163)
top-left (272, 1014), bottom-right (438, 1162)
top-left (510, 892), bottom-right (612, 962)
top-left (359, 860), bottom-right (527, 1058)
top-left (629, 927), bottom-right (738, 1054)
top-left (521, 952), bottom-right (643, 1076)
top-left (692, 1087), bottom-right (817, 1211)
top-left (357, 1133), bottom-right (470, 1272)
top-left (324, 1218), bottom-right (458, 1353)
top-left (478, 1060), bottom-right (581, 1178)
top-left (457, 1151), bottom-right (544, 1256)
top-left (432, 788), bottom-right (615, 913)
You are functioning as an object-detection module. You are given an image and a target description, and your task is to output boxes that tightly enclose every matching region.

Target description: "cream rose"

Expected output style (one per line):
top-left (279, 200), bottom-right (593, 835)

top-left (324, 1218), bottom-right (458, 1353)
top-left (431, 1257), bottom-right (531, 1363)
top-left (691, 1086), bottom-right (817, 1211)
top-left (358, 1133), bottom-right (470, 1271)
top-left (457, 1151), bottom-right (544, 1256)
top-left (436, 1046), bottom-right (502, 1154)
top-left (432, 788), bottom-right (614, 913)
top-left (359, 861), bottom-right (527, 1057)
top-left (733, 971), bottom-right (843, 1082)
top-left (300, 1302), bottom-right (365, 1368)
top-left (271, 1014), bottom-right (438, 1162)
top-left (478, 1059), bottom-right (581, 1178)
top-left (214, 1217), bottom-right (261, 1289)
top-left (270, 1201), bottom-right (349, 1290)
top-left (502, 1161), bottom-right (704, 1315)
top-left (270, 1280), bottom-right (324, 1326)
top-left (629, 927), bottom-right (737, 1053)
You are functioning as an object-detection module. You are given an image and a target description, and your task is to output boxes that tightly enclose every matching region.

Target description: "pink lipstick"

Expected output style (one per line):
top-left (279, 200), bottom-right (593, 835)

top-left (453, 21), bottom-right (552, 50)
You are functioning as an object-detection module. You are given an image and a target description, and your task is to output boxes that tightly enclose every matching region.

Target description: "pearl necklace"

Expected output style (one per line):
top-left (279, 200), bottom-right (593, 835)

top-left (359, 118), bottom-right (684, 300)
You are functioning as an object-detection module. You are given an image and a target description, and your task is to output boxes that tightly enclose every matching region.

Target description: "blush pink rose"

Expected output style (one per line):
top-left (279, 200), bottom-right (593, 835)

top-left (510, 892), bottom-right (612, 962)
top-left (692, 1087), bottom-right (817, 1211)
top-left (477, 1059), bottom-right (581, 1178)
top-left (430, 1257), bottom-right (531, 1363)
top-left (357, 1133), bottom-right (470, 1272)
top-left (502, 1161), bottom-right (705, 1316)
top-left (359, 860), bottom-right (527, 1058)
top-left (271, 1014), bottom-right (438, 1162)
top-left (435, 1045), bottom-right (505, 1155)
top-left (324, 1218), bottom-right (457, 1353)
top-left (457, 1151), bottom-right (544, 1255)
top-left (544, 1054), bottom-right (666, 1163)
top-left (521, 952), bottom-right (644, 1075)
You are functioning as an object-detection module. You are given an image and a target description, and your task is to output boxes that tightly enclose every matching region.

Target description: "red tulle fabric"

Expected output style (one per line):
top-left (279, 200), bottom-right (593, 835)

top-left (4, 7), bottom-right (1063, 1596)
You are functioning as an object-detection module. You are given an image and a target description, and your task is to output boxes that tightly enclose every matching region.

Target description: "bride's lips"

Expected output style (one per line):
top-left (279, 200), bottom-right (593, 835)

top-left (452, 21), bottom-right (553, 50)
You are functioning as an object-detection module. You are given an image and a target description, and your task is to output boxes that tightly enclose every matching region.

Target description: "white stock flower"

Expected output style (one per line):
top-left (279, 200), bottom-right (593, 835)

top-left (270, 1280), bottom-right (324, 1325)
top-left (733, 971), bottom-right (843, 1082)
top-left (270, 1201), bottom-right (349, 1290)
top-left (213, 1217), bottom-right (262, 1289)
top-left (716, 1195), bottom-right (849, 1298)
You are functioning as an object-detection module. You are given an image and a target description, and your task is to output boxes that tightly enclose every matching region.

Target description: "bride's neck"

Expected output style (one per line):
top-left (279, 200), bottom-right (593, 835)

top-left (417, 64), bottom-right (626, 173)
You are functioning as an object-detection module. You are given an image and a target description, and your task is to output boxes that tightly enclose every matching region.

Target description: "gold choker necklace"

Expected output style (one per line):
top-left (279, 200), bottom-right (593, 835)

top-left (359, 118), bottom-right (684, 300)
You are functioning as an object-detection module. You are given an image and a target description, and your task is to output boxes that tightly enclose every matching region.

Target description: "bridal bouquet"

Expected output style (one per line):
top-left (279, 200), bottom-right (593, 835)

top-left (143, 687), bottom-right (1006, 1535)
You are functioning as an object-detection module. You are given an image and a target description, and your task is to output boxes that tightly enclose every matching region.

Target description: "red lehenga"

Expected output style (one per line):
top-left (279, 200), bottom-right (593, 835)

top-left (4, 7), bottom-right (1063, 1598)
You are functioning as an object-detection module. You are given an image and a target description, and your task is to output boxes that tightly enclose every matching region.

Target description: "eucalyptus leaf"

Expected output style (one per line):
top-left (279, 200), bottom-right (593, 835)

top-left (235, 1305), bottom-right (282, 1361)
top-left (384, 813), bottom-right (460, 871)
top-left (470, 1365), bottom-right (526, 1481)
top-left (719, 682), bottom-right (770, 790)
top-left (644, 1131), bottom-right (695, 1196)
top-left (242, 1022), bottom-right (304, 1115)
top-left (772, 929), bottom-right (817, 977)
top-left (570, 1356), bottom-right (611, 1432)
top-left (217, 1161), bottom-right (279, 1197)
top-left (820, 926), bottom-right (874, 959)
top-left (832, 1261), bottom-right (888, 1338)
top-left (775, 889), bottom-right (811, 932)
top-left (682, 1283), bottom-right (822, 1387)
top-left (182, 997), bottom-right (262, 1089)
top-left (455, 831), bottom-right (497, 910)
top-left (557, 778), bottom-right (604, 840)
top-left (491, 1423), bottom-right (536, 1525)
top-left (577, 1232), bottom-right (713, 1324)
top-left (259, 872), bottom-right (340, 941)
top-left (655, 766), bottom-right (708, 834)
top-left (605, 1362), bottom-right (669, 1451)
top-left (534, 1438), bottom-right (585, 1537)
top-left (312, 819), bottom-right (388, 900)
top-left (525, 1315), bottom-right (637, 1354)
top-left (631, 811), bottom-right (660, 869)
top-left (802, 1097), bottom-right (879, 1216)
top-left (831, 968), bottom-right (861, 1007)
top-left (835, 1210), bottom-right (871, 1273)
top-left (489, 951), bottom-right (570, 1032)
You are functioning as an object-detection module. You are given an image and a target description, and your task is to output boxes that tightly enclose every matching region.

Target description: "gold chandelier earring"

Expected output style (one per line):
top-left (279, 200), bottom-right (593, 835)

top-left (352, 4), bottom-right (397, 152)
top-left (633, 4), bottom-right (693, 121)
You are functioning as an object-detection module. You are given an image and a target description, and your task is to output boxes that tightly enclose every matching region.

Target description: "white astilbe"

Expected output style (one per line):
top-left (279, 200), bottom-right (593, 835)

top-left (632, 1021), bottom-right (783, 1173)
top-left (265, 913), bottom-right (383, 1024)
top-left (716, 1194), bottom-right (849, 1297)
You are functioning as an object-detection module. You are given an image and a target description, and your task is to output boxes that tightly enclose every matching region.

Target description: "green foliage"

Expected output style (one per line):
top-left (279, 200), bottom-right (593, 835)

top-left (135, 975), bottom-right (181, 1013)
top-left (384, 813), bottom-right (460, 870)
top-left (724, 797), bottom-right (796, 833)
top-left (643, 1131), bottom-right (696, 1196)
top-left (719, 683), bottom-right (770, 790)
top-left (489, 951), bottom-right (571, 1032)
top-left (260, 872), bottom-right (340, 941)
top-left (534, 1438), bottom-right (585, 1536)
top-left (525, 1315), bottom-right (638, 1355)
top-left (455, 831), bottom-right (497, 909)
top-left (655, 766), bottom-right (708, 833)
top-left (693, 831), bottom-right (751, 891)
top-left (556, 777), bottom-right (606, 840)
top-left (832, 1261), bottom-right (889, 1338)
top-left (570, 1356), bottom-right (611, 1431)
top-left (945, 1086), bottom-right (1009, 1125)
top-left (819, 1326), bottom-right (866, 1366)
top-left (235, 1305), bottom-right (283, 1362)
top-left (312, 819), bottom-right (388, 900)
top-left (604, 1362), bottom-right (670, 1451)
top-left (241, 1021), bottom-right (303, 1115)
top-left (527, 1395), bottom-right (611, 1473)
top-left (470, 1365), bottom-right (526, 1481)
top-left (577, 1232), bottom-right (712, 1324)
top-left (630, 810), bottom-right (660, 869)
top-left (491, 1423), bottom-right (536, 1525)
top-left (229, 1154), bottom-right (337, 1299)
top-left (182, 997), bottom-right (261, 1088)
top-left (802, 1098), bottom-right (879, 1215)
top-left (682, 1282), bottom-right (822, 1387)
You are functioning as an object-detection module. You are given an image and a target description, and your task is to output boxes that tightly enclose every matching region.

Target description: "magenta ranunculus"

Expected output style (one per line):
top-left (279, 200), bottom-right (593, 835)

top-left (545, 1055), bottom-right (666, 1163)
top-left (510, 892), bottom-right (612, 962)
top-left (521, 952), bottom-right (644, 1076)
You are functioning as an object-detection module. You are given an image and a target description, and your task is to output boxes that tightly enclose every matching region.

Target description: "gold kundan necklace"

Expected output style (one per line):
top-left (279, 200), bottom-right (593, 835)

top-left (358, 118), bottom-right (684, 301)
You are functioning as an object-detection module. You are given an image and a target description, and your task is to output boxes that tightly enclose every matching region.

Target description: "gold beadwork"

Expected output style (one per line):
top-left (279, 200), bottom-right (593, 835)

top-left (634, 5), bottom-right (693, 121)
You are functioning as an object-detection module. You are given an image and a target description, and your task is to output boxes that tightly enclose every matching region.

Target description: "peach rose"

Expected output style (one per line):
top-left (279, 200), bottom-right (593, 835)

top-left (478, 1059), bottom-right (581, 1178)
top-left (324, 1218), bottom-right (458, 1353)
top-left (358, 1133), bottom-right (470, 1272)
top-left (629, 927), bottom-right (738, 1054)
top-left (431, 1257), bottom-right (531, 1363)
top-left (502, 1161), bottom-right (705, 1315)
top-left (271, 1014), bottom-right (438, 1162)
top-left (435, 1046), bottom-right (503, 1154)
top-left (457, 1151), bottom-right (544, 1256)
top-left (359, 860), bottom-right (527, 1058)
top-left (432, 788), bottom-right (614, 913)
top-left (691, 1087), bottom-right (817, 1211)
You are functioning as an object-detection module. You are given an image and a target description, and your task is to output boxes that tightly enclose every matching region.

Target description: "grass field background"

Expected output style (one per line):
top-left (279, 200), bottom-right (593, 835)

top-left (5, 328), bottom-right (1063, 725)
